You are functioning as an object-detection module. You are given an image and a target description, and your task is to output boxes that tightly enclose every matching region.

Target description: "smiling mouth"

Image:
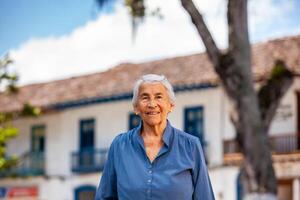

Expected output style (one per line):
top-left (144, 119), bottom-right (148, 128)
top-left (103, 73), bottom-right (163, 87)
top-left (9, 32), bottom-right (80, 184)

top-left (146, 111), bottom-right (160, 115)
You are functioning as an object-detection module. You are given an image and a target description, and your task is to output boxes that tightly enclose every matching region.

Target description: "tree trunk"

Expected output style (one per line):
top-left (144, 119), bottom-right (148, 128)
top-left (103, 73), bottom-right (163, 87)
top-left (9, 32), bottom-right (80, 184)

top-left (226, 0), bottom-right (277, 197)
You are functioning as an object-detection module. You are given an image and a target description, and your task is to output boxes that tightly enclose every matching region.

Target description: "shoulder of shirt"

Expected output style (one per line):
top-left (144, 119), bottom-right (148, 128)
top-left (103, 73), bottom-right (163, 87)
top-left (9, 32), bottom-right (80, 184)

top-left (110, 127), bottom-right (137, 146)
top-left (171, 126), bottom-right (201, 145)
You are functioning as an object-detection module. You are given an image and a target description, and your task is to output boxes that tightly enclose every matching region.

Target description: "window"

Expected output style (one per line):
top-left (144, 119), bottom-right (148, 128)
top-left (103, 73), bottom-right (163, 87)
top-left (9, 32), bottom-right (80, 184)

top-left (30, 125), bottom-right (46, 175)
top-left (128, 113), bottom-right (140, 130)
top-left (31, 125), bottom-right (45, 153)
top-left (184, 106), bottom-right (205, 147)
top-left (79, 119), bottom-right (95, 168)
top-left (74, 185), bottom-right (96, 200)
top-left (80, 119), bottom-right (95, 150)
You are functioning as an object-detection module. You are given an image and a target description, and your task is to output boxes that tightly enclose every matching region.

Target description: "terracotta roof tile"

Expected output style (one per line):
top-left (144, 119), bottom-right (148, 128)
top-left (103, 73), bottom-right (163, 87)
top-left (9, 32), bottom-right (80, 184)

top-left (1, 35), bottom-right (300, 113)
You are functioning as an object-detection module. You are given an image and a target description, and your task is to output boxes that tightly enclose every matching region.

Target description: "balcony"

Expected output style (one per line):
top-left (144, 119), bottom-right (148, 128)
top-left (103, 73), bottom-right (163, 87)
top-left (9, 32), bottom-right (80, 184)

top-left (223, 133), bottom-right (300, 165)
top-left (224, 133), bottom-right (300, 154)
top-left (0, 151), bottom-right (45, 177)
top-left (71, 148), bottom-right (108, 173)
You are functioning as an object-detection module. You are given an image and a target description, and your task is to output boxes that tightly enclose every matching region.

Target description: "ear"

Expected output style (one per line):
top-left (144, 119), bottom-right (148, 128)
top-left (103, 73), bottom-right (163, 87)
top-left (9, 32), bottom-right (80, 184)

top-left (169, 102), bottom-right (175, 113)
top-left (133, 105), bottom-right (140, 115)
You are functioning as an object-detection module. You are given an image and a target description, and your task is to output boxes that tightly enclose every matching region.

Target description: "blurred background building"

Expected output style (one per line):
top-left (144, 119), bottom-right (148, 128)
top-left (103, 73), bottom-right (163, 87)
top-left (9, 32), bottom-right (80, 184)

top-left (0, 35), bottom-right (299, 200)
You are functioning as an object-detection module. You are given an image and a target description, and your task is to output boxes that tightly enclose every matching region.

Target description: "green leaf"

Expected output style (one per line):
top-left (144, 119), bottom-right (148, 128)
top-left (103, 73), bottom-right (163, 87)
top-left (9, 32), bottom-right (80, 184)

top-left (21, 103), bottom-right (41, 117)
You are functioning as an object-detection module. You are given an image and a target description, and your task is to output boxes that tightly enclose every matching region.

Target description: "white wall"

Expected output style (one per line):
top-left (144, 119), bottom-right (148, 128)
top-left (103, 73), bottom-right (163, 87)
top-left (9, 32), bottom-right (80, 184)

top-left (171, 87), bottom-right (224, 166)
top-left (7, 100), bottom-right (135, 176)
top-left (56, 100), bottom-right (134, 176)
top-left (209, 167), bottom-right (240, 200)
top-left (269, 78), bottom-right (300, 135)
top-left (8, 112), bottom-right (72, 177)
top-left (0, 174), bottom-right (100, 200)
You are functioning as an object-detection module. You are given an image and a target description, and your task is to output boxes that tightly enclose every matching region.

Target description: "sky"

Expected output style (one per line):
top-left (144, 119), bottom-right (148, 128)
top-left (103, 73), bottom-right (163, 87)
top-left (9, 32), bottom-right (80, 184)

top-left (1, 0), bottom-right (300, 86)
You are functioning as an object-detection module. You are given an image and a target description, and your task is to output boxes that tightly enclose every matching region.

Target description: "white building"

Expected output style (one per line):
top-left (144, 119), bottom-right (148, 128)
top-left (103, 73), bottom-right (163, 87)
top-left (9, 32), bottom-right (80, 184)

top-left (0, 35), bottom-right (299, 200)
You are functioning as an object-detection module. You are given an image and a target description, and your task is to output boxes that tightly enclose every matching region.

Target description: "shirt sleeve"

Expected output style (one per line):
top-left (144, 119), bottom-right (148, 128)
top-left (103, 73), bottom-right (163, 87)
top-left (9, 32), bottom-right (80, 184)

top-left (192, 139), bottom-right (215, 200)
top-left (95, 137), bottom-right (119, 200)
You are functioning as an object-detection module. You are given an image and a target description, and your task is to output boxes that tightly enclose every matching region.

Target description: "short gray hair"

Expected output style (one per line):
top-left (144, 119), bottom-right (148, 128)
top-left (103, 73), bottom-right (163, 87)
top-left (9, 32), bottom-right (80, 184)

top-left (132, 74), bottom-right (175, 105)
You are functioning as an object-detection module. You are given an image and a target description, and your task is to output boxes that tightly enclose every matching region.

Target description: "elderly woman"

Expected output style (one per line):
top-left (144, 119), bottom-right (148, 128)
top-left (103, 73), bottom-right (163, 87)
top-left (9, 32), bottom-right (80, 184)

top-left (95, 74), bottom-right (215, 200)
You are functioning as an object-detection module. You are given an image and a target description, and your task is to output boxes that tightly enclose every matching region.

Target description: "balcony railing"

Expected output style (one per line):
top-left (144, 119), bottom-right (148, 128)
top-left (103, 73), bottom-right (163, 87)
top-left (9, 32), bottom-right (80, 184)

top-left (0, 151), bottom-right (45, 177)
top-left (71, 148), bottom-right (108, 173)
top-left (224, 134), bottom-right (300, 155)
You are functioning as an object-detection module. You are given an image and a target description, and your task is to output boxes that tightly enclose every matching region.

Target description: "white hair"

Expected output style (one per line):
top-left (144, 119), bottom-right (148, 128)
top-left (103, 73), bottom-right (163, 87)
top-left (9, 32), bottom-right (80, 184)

top-left (132, 74), bottom-right (175, 105)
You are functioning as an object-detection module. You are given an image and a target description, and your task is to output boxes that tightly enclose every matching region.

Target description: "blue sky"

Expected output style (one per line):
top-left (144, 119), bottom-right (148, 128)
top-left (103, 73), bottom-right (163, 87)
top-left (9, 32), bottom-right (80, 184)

top-left (248, 0), bottom-right (300, 42)
top-left (0, 0), bottom-right (115, 55)
top-left (1, 0), bottom-right (300, 85)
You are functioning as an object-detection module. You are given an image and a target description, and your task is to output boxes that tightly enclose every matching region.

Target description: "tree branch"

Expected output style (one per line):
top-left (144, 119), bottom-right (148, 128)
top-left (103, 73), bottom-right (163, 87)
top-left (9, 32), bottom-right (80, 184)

top-left (258, 60), bottom-right (294, 132)
top-left (180, 0), bottom-right (221, 68)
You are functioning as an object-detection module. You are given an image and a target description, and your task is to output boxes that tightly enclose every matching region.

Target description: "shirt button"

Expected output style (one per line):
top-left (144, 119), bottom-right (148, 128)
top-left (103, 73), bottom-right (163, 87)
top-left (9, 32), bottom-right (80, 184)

top-left (149, 170), bottom-right (152, 174)
top-left (147, 179), bottom-right (151, 183)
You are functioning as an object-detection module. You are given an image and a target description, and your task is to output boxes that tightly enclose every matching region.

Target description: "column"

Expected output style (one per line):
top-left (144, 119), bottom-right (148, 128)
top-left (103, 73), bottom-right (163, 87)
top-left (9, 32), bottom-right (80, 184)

top-left (293, 178), bottom-right (300, 200)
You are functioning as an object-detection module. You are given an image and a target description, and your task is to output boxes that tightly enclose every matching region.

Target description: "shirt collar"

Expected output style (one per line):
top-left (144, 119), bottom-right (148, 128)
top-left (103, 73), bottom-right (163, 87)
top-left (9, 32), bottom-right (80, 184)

top-left (162, 120), bottom-right (172, 147)
top-left (134, 120), bottom-right (173, 148)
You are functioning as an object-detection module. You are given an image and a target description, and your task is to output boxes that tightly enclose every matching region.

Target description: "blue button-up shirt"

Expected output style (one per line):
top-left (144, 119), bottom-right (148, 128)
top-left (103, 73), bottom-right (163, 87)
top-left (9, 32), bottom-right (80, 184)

top-left (95, 121), bottom-right (215, 200)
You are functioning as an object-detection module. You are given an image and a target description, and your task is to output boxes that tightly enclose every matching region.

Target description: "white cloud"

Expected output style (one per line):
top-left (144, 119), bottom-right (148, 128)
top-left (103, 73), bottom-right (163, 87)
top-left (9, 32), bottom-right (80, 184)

top-left (9, 0), bottom-right (300, 85)
top-left (10, 1), bottom-right (206, 85)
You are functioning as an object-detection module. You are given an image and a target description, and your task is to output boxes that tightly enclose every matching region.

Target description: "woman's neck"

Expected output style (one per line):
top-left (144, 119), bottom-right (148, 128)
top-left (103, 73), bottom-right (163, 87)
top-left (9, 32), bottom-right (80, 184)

top-left (141, 121), bottom-right (167, 138)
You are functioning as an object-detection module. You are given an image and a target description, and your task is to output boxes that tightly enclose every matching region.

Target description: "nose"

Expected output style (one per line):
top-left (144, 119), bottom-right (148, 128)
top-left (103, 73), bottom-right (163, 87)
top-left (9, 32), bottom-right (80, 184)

top-left (147, 99), bottom-right (157, 108)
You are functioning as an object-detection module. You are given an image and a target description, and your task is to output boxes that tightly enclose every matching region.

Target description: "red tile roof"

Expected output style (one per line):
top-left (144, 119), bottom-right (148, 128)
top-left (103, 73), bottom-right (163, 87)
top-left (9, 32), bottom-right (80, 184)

top-left (1, 35), bottom-right (300, 113)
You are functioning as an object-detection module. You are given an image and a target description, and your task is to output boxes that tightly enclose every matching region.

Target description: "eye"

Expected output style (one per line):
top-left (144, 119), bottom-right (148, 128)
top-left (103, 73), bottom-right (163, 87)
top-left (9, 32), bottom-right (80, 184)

top-left (156, 95), bottom-right (163, 100)
top-left (141, 96), bottom-right (149, 100)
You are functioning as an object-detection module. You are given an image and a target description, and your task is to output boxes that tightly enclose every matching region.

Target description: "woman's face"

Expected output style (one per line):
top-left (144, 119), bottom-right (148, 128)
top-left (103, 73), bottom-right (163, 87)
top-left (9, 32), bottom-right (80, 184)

top-left (134, 82), bottom-right (174, 127)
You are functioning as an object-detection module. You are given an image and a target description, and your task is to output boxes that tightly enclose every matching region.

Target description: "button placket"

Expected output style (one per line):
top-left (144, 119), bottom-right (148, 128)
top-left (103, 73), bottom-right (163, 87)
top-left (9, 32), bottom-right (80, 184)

top-left (146, 163), bottom-right (153, 199)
